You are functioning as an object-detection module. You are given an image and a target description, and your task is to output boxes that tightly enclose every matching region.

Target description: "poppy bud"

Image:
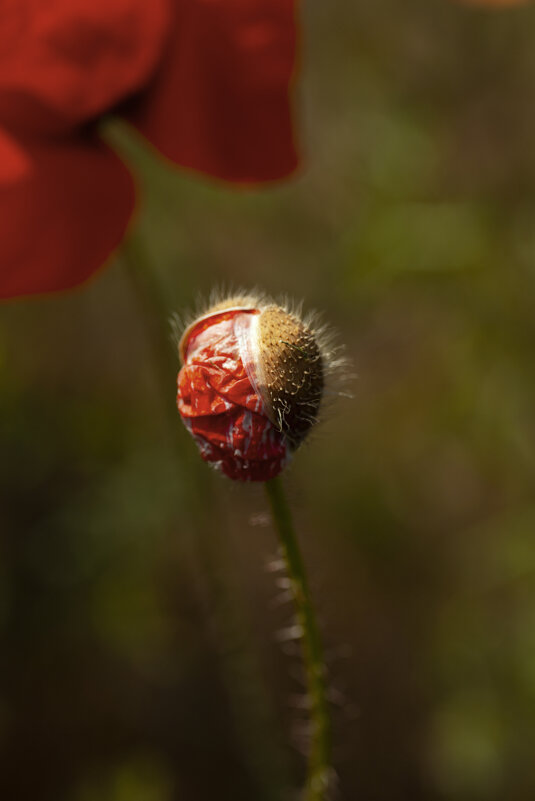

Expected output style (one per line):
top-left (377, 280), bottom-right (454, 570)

top-left (176, 294), bottom-right (331, 482)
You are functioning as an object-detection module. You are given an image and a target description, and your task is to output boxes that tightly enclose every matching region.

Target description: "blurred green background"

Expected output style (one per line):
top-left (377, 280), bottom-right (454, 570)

top-left (2, 2), bottom-right (535, 800)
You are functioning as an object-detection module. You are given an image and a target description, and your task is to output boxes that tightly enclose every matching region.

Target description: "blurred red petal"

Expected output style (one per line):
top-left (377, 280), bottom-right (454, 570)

top-left (0, 0), bottom-right (170, 134)
top-left (130, 0), bottom-right (298, 183)
top-left (0, 135), bottom-right (135, 298)
top-left (0, 128), bottom-right (31, 183)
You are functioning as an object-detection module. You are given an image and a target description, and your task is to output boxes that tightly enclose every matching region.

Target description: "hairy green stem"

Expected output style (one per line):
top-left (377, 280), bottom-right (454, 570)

top-left (265, 477), bottom-right (331, 801)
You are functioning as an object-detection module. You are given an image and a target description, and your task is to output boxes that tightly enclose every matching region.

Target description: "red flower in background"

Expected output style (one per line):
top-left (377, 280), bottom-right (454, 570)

top-left (0, 0), bottom-right (298, 299)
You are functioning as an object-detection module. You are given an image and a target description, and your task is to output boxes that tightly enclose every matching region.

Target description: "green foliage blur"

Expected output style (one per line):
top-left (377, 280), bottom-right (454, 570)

top-left (2, 2), bottom-right (535, 800)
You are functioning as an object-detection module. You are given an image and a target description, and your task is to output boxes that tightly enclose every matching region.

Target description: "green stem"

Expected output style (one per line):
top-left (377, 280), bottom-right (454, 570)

top-left (265, 477), bottom-right (331, 801)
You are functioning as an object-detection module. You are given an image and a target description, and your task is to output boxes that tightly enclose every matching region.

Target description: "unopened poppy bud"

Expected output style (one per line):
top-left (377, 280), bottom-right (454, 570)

top-left (176, 293), bottom-right (334, 482)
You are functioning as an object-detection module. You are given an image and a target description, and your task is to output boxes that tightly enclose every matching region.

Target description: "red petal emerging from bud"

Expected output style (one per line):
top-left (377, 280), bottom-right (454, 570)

top-left (177, 309), bottom-right (289, 482)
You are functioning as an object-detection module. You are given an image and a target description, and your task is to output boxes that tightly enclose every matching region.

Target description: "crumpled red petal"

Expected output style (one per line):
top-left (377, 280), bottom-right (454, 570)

top-left (0, 0), bottom-right (170, 135)
top-left (130, 0), bottom-right (298, 183)
top-left (0, 134), bottom-right (135, 298)
top-left (177, 311), bottom-right (289, 481)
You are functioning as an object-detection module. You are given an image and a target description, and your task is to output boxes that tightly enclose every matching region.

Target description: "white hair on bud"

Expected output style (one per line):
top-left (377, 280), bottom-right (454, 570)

top-left (172, 288), bottom-right (351, 446)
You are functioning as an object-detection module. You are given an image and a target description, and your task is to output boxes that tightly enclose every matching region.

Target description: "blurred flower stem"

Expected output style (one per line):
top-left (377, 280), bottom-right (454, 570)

top-left (265, 476), bottom-right (331, 801)
top-left (120, 230), bottom-right (185, 445)
top-left (120, 228), bottom-right (289, 800)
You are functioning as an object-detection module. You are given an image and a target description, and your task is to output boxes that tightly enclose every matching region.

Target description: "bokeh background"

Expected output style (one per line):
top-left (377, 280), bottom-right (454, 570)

top-left (2, 2), bottom-right (535, 799)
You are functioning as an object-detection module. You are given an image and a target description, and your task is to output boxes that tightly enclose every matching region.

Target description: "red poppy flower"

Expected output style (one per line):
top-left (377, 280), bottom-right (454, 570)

top-left (176, 295), bottom-right (327, 482)
top-left (0, 0), bottom-right (298, 299)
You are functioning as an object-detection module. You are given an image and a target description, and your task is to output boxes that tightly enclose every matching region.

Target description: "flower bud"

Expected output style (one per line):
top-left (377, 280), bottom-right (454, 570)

top-left (176, 294), bottom-right (330, 482)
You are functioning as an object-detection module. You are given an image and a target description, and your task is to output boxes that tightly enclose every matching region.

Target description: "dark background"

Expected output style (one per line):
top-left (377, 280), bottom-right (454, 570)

top-left (2, 2), bottom-right (535, 799)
